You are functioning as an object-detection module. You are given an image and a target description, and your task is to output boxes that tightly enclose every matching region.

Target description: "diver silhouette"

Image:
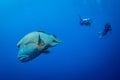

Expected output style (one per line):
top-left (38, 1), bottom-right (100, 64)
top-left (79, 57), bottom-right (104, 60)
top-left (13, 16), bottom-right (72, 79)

top-left (98, 23), bottom-right (112, 39)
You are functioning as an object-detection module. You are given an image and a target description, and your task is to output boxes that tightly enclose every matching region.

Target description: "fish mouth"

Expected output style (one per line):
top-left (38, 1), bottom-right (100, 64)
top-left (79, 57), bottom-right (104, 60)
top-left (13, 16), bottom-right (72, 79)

top-left (18, 55), bottom-right (29, 62)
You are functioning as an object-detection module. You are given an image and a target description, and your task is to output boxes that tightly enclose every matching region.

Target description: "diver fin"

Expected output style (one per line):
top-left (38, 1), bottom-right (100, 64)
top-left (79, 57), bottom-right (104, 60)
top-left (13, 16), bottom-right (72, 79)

top-left (97, 32), bottom-right (103, 39)
top-left (98, 32), bottom-right (102, 34)
top-left (99, 35), bottom-right (103, 39)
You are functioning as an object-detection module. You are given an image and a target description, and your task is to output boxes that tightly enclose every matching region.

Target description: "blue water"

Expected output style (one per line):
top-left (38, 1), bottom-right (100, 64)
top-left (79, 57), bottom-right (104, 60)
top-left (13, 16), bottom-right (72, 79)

top-left (0, 0), bottom-right (120, 80)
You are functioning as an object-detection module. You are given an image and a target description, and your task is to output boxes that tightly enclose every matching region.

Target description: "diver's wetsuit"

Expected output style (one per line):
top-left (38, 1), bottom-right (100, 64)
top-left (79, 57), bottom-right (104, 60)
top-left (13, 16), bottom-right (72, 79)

top-left (102, 23), bottom-right (112, 36)
top-left (99, 23), bottom-right (112, 38)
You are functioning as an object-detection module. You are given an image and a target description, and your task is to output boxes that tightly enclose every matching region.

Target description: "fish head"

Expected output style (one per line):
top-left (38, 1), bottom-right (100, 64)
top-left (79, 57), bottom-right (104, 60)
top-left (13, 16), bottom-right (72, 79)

top-left (49, 35), bottom-right (61, 47)
top-left (18, 43), bottom-right (42, 62)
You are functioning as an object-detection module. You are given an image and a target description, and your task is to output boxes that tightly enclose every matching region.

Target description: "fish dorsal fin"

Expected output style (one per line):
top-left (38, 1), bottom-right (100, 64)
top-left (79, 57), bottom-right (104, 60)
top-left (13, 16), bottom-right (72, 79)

top-left (37, 31), bottom-right (46, 33)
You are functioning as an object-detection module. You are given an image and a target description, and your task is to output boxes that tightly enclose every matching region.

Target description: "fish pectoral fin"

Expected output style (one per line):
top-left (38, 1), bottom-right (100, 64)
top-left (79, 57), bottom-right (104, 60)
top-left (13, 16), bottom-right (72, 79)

top-left (37, 35), bottom-right (41, 45)
top-left (37, 34), bottom-right (45, 47)
top-left (38, 43), bottom-right (48, 50)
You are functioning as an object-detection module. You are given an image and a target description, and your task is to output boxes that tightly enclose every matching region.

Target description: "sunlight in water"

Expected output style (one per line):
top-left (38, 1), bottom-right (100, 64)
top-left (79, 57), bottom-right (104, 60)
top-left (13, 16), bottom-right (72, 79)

top-left (83, 0), bottom-right (87, 5)
top-left (0, 0), bottom-right (18, 8)
top-left (82, 0), bottom-right (102, 6)
top-left (96, 0), bottom-right (101, 5)
top-left (96, 0), bottom-right (102, 11)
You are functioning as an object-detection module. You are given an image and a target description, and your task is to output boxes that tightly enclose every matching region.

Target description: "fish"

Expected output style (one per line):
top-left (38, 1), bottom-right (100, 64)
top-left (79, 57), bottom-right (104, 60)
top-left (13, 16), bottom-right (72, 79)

top-left (17, 31), bottom-right (61, 62)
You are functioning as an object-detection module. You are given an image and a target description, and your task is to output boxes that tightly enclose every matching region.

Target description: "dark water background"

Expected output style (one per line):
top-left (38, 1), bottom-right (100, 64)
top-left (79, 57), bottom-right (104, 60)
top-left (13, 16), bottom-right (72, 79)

top-left (0, 0), bottom-right (120, 80)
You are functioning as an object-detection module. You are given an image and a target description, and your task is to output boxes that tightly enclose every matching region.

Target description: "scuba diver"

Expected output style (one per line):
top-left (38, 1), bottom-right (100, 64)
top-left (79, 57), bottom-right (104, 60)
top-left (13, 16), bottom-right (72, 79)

top-left (79, 17), bottom-right (92, 26)
top-left (98, 23), bottom-right (112, 39)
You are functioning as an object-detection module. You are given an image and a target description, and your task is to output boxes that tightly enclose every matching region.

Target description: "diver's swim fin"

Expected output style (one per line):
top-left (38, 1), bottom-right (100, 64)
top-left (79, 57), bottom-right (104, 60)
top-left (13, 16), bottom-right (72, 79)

top-left (97, 32), bottom-right (103, 39)
top-left (98, 32), bottom-right (102, 34)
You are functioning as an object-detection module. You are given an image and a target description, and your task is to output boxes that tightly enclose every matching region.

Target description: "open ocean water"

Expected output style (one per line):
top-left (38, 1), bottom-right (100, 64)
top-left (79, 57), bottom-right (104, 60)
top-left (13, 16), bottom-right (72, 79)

top-left (0, 0), bottom-right (120, 80)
